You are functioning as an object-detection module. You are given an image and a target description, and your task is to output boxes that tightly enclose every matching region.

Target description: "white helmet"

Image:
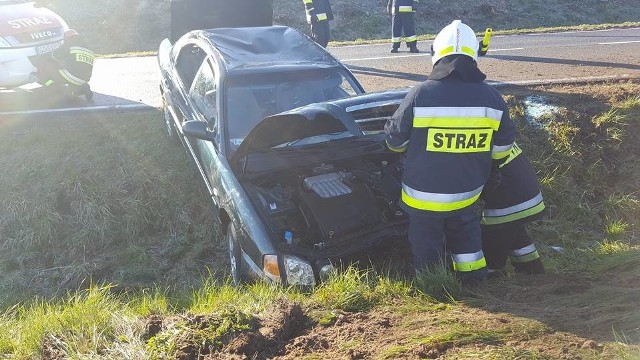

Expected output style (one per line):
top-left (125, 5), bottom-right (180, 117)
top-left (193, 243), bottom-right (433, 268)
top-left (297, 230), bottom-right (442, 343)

top-left (431, 20), bottom-right (478, 65)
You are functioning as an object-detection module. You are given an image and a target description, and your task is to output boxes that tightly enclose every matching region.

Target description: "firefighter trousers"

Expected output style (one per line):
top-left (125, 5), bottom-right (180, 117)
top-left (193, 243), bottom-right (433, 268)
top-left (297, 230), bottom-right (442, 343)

top-left (310, 20), bottom-right (331, 48)
top-left (408, 207), bottom-right (487, 284)
top-left (391, 12), bottom-right (417, 49)
top-left (481, 222), bottom-right (544, 274)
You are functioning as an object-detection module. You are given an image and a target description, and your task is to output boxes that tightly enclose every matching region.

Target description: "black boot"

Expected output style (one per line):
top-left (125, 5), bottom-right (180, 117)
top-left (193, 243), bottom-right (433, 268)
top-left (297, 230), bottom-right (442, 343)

top-left (83, 83), bottom-right (94, 100)
top-left (512, 258), bottom-right (545, 275)
top-left (390, 47), bottom-right (399, 53)
top-left (409, 46), bottom-right (420, 53)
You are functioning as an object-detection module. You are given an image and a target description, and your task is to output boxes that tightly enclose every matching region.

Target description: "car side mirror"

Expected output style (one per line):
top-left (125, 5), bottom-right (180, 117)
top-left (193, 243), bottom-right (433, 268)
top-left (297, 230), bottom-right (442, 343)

top-left (182, 120), bottom-right (212, 141)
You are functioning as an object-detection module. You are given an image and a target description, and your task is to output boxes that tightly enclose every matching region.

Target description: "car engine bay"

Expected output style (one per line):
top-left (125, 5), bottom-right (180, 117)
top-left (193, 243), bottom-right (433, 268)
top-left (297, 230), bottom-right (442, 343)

top-left (244, 153), bottom-right (407, 253)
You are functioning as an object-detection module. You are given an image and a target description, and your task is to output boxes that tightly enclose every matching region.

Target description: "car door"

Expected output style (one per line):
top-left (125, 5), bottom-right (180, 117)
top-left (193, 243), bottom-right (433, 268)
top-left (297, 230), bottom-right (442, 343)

top-left (187, 58), bottom-right (222, 215)
top-left (170, 43), bottom-right (206, 137)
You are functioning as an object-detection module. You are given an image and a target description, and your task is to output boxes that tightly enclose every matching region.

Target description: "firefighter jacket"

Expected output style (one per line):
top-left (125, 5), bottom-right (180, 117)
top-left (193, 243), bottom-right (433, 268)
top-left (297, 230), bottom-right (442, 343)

top-left (387, 0), bottom-right (418, 14)
top-left (385, 55), bottom-right (516, 215)
top-left (303, 0), bottom-right (333, 24)
top-left (480, 143), bottom-right (546, 226)
top-left (51, 39), bottom-right (95, 84)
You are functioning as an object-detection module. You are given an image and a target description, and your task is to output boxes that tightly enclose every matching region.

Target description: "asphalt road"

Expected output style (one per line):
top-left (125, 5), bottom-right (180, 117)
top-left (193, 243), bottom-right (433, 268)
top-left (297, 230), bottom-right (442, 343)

top-left (1, 27), bottom-right (639, 115)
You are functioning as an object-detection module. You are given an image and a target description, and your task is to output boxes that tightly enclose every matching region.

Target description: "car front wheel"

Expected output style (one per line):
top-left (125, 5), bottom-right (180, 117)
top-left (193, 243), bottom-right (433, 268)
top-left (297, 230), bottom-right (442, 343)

top-left (226, 223), bottom-right (243, 285)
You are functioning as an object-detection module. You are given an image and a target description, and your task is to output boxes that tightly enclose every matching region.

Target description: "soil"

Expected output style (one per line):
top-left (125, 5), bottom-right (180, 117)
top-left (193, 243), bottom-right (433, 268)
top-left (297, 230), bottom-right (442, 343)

top-left (149, 273), bottom-right (624, 359)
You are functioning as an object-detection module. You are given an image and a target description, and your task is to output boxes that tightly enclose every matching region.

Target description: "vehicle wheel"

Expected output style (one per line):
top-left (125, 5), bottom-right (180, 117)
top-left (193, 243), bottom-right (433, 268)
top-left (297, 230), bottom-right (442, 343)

top-left (163, 101), bottom-right (179, 143)
top-left (226, 223), bottom-right (243, 285)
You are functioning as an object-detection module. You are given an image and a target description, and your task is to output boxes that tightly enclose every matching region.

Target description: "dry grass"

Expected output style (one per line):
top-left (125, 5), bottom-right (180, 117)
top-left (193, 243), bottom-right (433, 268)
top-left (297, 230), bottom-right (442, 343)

top-left (0, 111), bottom-right (225, 306)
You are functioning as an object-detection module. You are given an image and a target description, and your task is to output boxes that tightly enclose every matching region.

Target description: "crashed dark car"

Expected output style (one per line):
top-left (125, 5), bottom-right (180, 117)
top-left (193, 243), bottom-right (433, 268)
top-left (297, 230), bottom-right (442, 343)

top-left (158, 25), bottom-right (409, 286)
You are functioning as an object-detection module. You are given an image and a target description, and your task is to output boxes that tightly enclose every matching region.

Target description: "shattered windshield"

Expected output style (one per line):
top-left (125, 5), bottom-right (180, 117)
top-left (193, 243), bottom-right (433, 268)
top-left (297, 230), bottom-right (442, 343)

top-left (225, 68), bottom-right (359, 151)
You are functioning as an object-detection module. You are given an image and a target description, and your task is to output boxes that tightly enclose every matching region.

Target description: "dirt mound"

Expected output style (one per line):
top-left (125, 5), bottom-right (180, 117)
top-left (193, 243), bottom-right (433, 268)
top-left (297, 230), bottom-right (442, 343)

top-left (214, 301), bottom-right (307, 359)
top-left (274, 311), bottom-right (398, 360)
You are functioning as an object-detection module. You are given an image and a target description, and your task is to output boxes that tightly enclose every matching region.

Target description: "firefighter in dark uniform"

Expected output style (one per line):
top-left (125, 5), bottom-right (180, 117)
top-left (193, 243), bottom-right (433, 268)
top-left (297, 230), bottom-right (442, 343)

top-left (38, 29), bottom-right (95, 100)
top-left (481, 142), bottom-right (546, 275)
top-left (387, 0), bottom-right (419, 53)
top-left (303, 0), bottom-right (333, 48)
top-left (385, 20), bottom-right (516, 285)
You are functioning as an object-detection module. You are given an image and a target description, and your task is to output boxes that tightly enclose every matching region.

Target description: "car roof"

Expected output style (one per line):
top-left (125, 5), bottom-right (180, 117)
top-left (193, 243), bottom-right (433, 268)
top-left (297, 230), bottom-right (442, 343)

top-left (198, 25), bottom-right (342, 74)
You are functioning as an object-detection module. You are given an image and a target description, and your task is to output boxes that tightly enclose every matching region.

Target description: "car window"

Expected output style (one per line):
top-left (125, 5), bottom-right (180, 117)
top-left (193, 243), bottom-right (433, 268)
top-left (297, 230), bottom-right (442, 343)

top-left (175, 44), bottom-right (206, 90)
top-left (225, 68), bottom-right (359, 151)
top-left (189, 60), bottom-right (218, 133)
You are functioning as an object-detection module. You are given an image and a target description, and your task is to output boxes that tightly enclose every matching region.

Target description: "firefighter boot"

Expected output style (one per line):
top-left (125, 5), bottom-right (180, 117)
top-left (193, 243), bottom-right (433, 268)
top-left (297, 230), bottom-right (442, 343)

top-left (409, 43), bottom-right (420, 53)
top-left (70, 83), bottom-right (94, 101)
top-left (83, 83), bottom-right (94, 101)
top-left (390, 42), bottom-right (400, 53)
top-left (512, 258), bottom-right (545, 275)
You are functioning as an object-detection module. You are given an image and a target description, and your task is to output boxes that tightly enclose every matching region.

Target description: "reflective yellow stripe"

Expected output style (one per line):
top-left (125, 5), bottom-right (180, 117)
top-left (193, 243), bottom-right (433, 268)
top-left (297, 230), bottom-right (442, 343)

top-left (498, 142), bottom-right (522, 168)
top-left (45, 80), bottom-right (54, 86)
top-left (402, 189), bottom-right (481, 212)
top-left (414, 107), bottom-right (503, 129)
top-left (491, 144), bottom-right (512, 160)
top-left (392, 37), bottom-right (402, 42)
top-left (509, 250), bottom-right (540, 263)
top-left (405, 35), bottom-right (417, 42)
top-left (452, 253), bottom-right (487, 272)
top-left (481, 201), bottom-right (545, 225)
top-left (316, 13), bottom-right (328, 21)
top-left (59, 69), bottom-right (86, 86)
top-left (427, 128), bottom-right (492, 153)
top-left (74, 53), bottom-right (94, 65)
top-left (398, 5), bottom-right (413, 12)
top-left (413, 117), bottom-right (501, 130)
top-left (438, 45), bottom-right (477, 58)
top-left (303, 0), bottom-right (313, 3)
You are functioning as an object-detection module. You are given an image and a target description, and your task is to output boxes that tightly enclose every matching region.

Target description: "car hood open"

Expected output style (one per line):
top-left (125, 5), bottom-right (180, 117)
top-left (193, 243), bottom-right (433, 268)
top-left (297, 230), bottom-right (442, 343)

top-left (232, 103), bottom-right (362, 162)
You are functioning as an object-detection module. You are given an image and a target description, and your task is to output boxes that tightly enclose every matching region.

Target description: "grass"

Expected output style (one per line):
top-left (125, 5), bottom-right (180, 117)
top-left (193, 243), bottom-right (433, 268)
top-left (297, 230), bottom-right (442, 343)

top-left (0, 111), bottom-right (223, 306)
top-left (1, 81), bottom-right (640, 357)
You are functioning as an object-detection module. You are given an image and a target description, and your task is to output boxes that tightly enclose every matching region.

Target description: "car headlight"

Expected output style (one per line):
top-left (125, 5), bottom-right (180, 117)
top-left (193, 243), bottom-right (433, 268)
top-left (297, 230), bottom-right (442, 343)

top-left (284, 255), bottom-right (316, 286)
top-left (0, 37), bottom-right (11, 48)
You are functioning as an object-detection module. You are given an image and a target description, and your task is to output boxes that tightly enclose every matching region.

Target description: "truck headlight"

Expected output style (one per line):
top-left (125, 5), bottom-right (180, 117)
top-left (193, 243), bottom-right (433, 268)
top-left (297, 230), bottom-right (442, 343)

top-left (283, 255), bottom-right (316, 286)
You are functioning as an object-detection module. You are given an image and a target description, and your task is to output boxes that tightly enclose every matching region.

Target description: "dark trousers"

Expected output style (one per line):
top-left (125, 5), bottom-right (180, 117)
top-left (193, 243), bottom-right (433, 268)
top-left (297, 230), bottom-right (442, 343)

top-left (311, 20), bottom-right (331, 48)
top-left (391, 12), bottom-right (417, 48)
top-left (408, 207), bottom-right (486, 282)
top-left (481, 222), bottom-right (544, 274)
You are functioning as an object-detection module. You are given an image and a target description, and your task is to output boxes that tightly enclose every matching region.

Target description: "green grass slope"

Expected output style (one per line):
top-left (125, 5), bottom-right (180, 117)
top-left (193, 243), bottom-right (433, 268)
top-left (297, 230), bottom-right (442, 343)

top-left (0, 80), bottom-right (639, 358)
top-left (47, 0), bottom-right (640, 54)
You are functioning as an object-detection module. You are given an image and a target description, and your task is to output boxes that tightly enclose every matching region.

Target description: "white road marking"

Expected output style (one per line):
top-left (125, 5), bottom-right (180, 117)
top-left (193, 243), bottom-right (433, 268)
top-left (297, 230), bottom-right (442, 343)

top-left (342, 47), bottom-right (523, 62)
top-left (598, 40), bottom-right (640, 45)
top-left (342, 54), bottom-right (427, 62)
top-left (0, 103), bottom-right (154, 116)
top-left (488, 47), bottom-right (524, 52)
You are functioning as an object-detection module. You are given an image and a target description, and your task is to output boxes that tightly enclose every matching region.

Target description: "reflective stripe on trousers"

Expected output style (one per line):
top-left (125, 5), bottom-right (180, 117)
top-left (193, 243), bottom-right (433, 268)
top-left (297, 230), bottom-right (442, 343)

top-left (452, 251), bottom-right (487, 272)
top-left (392, 5), bottom-right (413, 14)
top-left (509, 244), bottom-right (540, 263)
top-left (481, 192), bottom-right (545, 225)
